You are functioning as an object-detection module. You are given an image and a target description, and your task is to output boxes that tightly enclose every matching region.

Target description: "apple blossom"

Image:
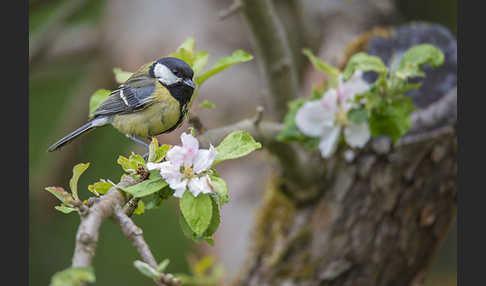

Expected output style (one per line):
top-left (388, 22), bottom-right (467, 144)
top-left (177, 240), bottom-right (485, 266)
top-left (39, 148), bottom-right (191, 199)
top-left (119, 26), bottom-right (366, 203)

top-left (147, 133), bottom-right (218, 198)
top-left (296, 71), bottom-right (371, 158)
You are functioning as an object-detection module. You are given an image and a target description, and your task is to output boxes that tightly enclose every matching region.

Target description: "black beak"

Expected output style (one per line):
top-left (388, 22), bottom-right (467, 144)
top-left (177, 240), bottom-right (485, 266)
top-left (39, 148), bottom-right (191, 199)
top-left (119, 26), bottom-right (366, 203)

top-left (183, 79), bottom-right (196, 89)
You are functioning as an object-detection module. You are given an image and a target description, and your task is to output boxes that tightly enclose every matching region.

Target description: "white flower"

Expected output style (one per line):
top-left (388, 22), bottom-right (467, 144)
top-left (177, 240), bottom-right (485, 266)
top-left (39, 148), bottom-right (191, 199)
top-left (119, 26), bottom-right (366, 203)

top-left (296, 71), bottom-right (371, 158)
top-left (147, 133), bottom-right (218, 198)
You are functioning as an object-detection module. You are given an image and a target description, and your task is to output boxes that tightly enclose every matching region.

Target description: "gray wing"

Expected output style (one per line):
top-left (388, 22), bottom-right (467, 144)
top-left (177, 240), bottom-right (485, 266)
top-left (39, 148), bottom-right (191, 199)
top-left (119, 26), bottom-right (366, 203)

top-left (92, 82), bottom-right (157, 117)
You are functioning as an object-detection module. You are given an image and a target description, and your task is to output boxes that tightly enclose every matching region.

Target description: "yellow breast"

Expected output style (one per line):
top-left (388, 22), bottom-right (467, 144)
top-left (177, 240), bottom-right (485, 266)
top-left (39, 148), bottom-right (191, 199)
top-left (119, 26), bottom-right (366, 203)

top-left (112, 84), bottom-right (181, 138)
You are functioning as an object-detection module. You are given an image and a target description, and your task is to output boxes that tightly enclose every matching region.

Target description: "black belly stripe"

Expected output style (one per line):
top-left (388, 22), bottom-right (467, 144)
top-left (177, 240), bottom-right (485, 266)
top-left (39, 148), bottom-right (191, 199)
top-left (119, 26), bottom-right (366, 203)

top-left (161, 81), bottom-right (194, 134)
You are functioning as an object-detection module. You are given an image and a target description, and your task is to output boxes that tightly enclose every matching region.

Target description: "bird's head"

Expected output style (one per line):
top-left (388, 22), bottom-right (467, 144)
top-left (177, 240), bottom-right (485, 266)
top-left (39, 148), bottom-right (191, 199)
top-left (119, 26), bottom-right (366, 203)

top-left (149, 57), bottom-right (196, 90)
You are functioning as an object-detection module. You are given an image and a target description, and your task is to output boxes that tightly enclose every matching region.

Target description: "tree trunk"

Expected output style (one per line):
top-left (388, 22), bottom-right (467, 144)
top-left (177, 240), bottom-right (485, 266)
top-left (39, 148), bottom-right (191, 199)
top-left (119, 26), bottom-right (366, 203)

top-left (234, 128), bottom-right (456, 286)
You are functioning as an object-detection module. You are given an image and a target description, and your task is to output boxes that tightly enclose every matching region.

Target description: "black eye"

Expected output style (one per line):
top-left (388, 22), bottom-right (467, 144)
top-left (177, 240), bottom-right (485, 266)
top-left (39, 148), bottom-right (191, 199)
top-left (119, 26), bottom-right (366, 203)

top-left (171, 69), bottom-right (180, 76)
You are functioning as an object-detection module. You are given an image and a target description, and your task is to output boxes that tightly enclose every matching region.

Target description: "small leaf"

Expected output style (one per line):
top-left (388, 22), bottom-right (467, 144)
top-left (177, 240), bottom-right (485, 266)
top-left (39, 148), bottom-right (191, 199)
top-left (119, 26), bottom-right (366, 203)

top-left (193, 51), bottom-right (210, 76)
top-left (199, 99), bottom-right (216, 109)
top-left (170, 37), bottom-right (196, 66)
top-left (133, 260), bottom-right (160, 280)
top-left (45, 186), bottom-right (72, 203)
top-left (180, 192), bottom-right (213, 237)
top-left (209, 176), bottom-right (229, 205)
top-left (194, 256), bottom-right (215, 276)
top-left (368, 96), bottom-right (415, 143)
top-left (196, 50), bottom-right (253, 86)
top-left (214, 130), bottom-right (262, 165)
top-left (204, 196), bottom-right (220, 237)
top-left (133, 200), bottom-right (145, 215)
top-left (50, 267), bottom-right (95, 286)
top-left (342, 52), bottom-right (388, 81)
top-left (148, 138), bottom-right (171, 163)
top-left (117, 153), bottom-right (146, 173)
top-left (121, 171), bottom-right (168, 198)
top-left (302, 49), bottom-right (340, 87)
top-left (157, 259), bottom-right (170, 273)
top-left (179, 214), bottom-right (204, 243)
top-left (69, 163), bottom-right (90, 201)
top-left (347, 108), bottom-right (368, 124)
top-left (394, 44), bottom-right (445, 79)
top-left (276, 98), bottom-right (308, 143)
top-left (88, 180), bottom-right (114, 196)
top-left (54, 205), bottom-right (77, 214)
top-left (89, 89), bottom-right (111, 118)
top-left (113, 67), bottom-right (133, 84)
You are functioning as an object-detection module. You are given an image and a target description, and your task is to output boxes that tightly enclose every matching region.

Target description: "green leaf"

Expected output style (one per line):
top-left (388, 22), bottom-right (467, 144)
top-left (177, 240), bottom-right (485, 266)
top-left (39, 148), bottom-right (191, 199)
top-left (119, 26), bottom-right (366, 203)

top-left (193, 51), bottom-right (210, 76)
top-left (394, 44), bottom-right (445, 79)
top-left (180, 192), bottom-right (213, 237)
top-left (214, 130), bottom-right (262, 165)
top-left (50, 267), bottom-right (95, 286)
top-left (276, 98), bottom-right (308, 142)
top-left (133, 260), bottom-right (160, 280)
top-left (45, 186), bottom-right (73, 203)
top-left (196, 50), bottom-right (253, 86)
top-left (179, 214), bottom-right (204, 243)
top-left (133, 200), bottom-right (145, 215)
top-left (117, 153), bottom-right (146, 173)
top-left (157, 259), bottom-right (170, 273)
top-left (121, 171), bottom-right (168, 198)
top-left (54, 205), bottom-right (77, 214)
top-left (69, 163), bottom-right (90, 201)
top-left (148, 137), bottom-right (171, 163)
top-left (88, 180), bottom-right (114, 196)
top-left (89, 89), bottom-right (111, 118)
top-left (199, 99), bottom-right (216, 109)
top-left (368, 96), bottom-right (415, 143)
top-left (347, 108), bottom-right (368, 124)
top-left (302, 48), bottom-right (340, 86)
top-left (209, 176), bottom-right (229, 205)
top-left (204, 196), bottom-right (220, 237)
top-left (193, 256), bottom-right (215, 276)
top-left (342, 52), bottom-right (388, 81)
top-left (170, 37), bottom-right (196, 66)
top-left (113, 67), bottom-right (133, 84)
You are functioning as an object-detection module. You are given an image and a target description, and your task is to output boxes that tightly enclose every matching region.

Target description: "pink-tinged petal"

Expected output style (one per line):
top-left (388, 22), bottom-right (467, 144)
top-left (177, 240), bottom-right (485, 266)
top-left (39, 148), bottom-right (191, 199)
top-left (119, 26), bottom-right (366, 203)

top-left (166, 146), bottom-right (185, 167)
top-left (193, 145), bottom-right (218, 174)
top-left (171, 179), bottom-right (188, 198)
top-left (321, 89), bottom-right (338, 114)
top-left (188, 176), bottom-right (212, 197)
top-left (295, 100), bottom-right (334, 137)
top-left (146, 162), bottom-right (162, 170)
top-left (344, 122), bottom-right (371, 148)
top-left (158, 161), bottom-right (183, 182)
top-left (180, 133), bottom-right (199, 167)
top-left (339, 71), bottom-right (370, 111)
top-left (318, 126), bottom-right (341, 158)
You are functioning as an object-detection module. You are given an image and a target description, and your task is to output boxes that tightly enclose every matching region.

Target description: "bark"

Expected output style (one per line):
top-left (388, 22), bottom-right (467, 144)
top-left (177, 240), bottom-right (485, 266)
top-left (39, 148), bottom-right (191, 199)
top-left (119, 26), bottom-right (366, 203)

top-left (234, 129), bottom-right (456, 286)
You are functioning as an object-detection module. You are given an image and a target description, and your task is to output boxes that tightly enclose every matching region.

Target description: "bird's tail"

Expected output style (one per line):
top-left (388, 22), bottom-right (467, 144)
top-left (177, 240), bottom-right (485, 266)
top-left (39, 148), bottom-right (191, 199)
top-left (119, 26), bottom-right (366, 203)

top-left (47, 117), bottom-right (108, 152)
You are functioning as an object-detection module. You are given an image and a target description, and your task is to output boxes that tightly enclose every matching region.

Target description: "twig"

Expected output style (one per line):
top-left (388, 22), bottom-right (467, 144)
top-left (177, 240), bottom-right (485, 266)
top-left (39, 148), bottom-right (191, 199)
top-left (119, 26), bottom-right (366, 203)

top-left (219, 0), bottom-right (243, 20)
top-left (71, 175), bottom-right (140, 268)
top-left (239, 0), bottom-right (299, 120)
top-left (112, 207), bottom-right (181, 286)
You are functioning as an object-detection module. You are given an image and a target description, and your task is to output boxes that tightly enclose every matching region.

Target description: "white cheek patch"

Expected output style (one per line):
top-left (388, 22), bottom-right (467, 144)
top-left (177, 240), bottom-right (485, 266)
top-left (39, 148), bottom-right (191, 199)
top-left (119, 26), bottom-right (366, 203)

top-left (154, 63), bottom-right (180, 85)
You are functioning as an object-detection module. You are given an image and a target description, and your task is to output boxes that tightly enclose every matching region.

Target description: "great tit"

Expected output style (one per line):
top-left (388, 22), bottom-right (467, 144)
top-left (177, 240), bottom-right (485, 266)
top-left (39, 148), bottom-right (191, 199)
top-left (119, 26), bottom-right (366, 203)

top-left (47, 57), bottom-right (196, 152)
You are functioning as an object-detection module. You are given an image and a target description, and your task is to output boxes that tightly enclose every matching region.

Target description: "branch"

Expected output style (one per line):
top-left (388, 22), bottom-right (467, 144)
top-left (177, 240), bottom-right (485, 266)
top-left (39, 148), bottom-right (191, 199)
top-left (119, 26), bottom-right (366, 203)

top-left (71, 175), bottom-right (140, 268)
top-left (239, 0), bottom-right (299, 120)
top-left (112, 207), bottom-right (181, 286)
top-left (197, 108), bottom-right (316, 186)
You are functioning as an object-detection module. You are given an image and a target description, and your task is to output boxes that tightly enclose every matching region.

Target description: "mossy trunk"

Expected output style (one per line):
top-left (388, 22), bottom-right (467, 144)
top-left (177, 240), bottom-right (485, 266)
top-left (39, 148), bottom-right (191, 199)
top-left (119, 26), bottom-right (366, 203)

top-left (233, 131), bottom-right (456, 286)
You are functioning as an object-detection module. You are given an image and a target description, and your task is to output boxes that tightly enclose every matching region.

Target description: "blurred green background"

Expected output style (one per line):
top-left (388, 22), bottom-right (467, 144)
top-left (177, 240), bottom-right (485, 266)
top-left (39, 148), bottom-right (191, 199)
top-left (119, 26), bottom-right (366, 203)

top-left (29, 0), bottom-right (456, 285)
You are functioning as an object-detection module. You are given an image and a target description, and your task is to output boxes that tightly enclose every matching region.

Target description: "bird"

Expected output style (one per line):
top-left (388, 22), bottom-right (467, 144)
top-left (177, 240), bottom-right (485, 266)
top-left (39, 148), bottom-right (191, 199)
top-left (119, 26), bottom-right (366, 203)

top-left (47, 57), bottom-right (196, 152)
